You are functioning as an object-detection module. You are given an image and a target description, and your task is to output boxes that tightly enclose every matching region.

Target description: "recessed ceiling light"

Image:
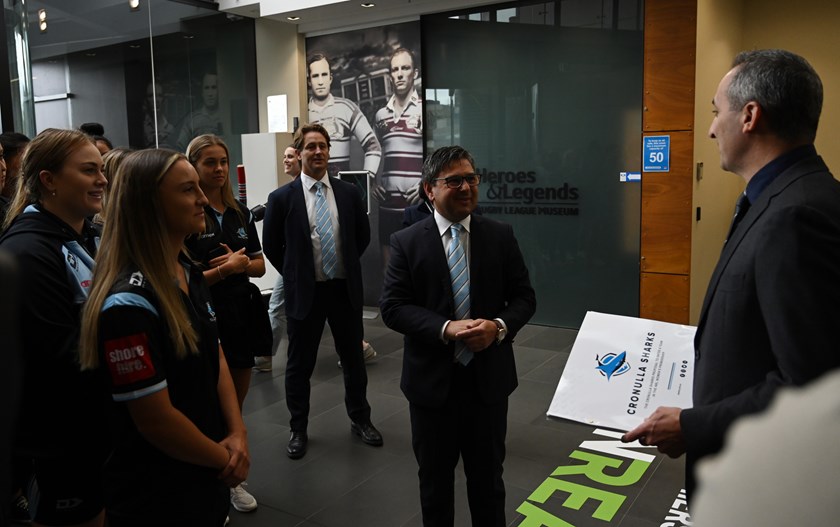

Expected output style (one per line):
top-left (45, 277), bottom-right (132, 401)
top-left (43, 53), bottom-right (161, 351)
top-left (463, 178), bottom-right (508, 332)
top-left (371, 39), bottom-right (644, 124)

top-left (361, 3), bottom-right (375, 7)
top-left (287, 16), bottom-right (300, 21)
top-left (129, 0), bottom-right (140, 11)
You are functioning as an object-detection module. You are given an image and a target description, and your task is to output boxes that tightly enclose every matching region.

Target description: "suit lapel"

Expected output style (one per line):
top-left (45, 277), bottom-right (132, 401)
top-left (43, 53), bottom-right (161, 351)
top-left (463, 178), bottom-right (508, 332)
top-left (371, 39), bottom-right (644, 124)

top-left (332, 178), bottom-right (348, 239)
top-left (696, 156), bottom-right (826, 340)
top-left (422, 216), bottom-right (455, 308)
top-left (290, 178), bottom-right (310, 243)
top-left (334, 179), bottom-right (360, 262)
top-left (468, 215), bottom-right (484, 303)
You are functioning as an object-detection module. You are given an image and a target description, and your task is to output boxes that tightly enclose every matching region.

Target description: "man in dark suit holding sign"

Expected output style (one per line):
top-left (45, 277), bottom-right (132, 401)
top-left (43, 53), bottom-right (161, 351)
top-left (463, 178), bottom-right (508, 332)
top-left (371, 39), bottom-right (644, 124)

top-left (263, 123), bottom-right (382, 460)
top-left (380, 146), bottom-right (536, 526)
top-left (623, 49), bottom-right (840, 499)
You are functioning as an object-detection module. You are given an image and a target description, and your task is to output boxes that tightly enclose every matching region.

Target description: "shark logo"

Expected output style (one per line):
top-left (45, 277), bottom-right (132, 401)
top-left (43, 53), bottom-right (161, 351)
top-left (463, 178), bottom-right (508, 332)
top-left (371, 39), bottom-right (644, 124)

top-left (236, 227), bottom-right (247, 239)
top-left (595, 351), bottom-right (630, 380)
top-left (129, 271), bottom-right (144, 287)
top-left (206, 302), bottom-right (216, 322)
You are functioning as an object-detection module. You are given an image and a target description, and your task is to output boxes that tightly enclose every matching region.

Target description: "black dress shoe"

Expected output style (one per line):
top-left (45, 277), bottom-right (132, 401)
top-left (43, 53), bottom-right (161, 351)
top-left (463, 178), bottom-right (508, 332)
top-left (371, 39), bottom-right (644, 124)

top-left (287, 430), bottom-right (308, 459)
top-left (351, 421), bottom-right (383, 446)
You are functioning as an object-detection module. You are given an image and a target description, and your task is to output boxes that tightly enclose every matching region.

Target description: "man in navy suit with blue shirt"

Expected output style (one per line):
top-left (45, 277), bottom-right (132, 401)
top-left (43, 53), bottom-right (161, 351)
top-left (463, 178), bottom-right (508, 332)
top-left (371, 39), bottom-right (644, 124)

top-left (381, 146), bottom-right (536, 526)
top-left (623, 49), bottom-right (840, 500)
top-left (263, 123), bottom-right (382, 460)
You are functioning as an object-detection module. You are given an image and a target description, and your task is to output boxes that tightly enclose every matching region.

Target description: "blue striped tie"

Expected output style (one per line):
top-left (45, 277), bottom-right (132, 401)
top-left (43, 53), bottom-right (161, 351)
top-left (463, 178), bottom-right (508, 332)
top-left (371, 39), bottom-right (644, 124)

top-left (448, 223), bottom-right (473, 365)
top-left (314, 181), bottom-right (337, 279)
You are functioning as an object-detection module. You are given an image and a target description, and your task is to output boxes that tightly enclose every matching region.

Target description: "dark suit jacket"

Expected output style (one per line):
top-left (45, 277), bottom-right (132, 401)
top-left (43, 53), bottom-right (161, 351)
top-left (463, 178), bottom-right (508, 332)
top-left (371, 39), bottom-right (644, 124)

top-left (682, 154), bottom-right (840, 470)
top-left (380, 214), bottom-right (536, 408)
top-left (263, 176), bottom-right (370, 320)
top-left (402, 201), bottom-right (433, 228)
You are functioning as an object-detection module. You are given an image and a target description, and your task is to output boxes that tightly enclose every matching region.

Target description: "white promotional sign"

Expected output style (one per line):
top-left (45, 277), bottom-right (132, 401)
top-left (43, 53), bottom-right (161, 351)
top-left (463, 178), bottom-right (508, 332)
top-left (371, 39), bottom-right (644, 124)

top-left (547, 311), bottom-right (696, 431)
top-left (267, 94), bottom-right (288, 133)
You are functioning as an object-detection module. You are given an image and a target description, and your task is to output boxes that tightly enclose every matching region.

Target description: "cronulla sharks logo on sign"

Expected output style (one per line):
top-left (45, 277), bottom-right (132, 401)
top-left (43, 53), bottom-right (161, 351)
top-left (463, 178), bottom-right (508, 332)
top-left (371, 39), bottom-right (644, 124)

top-left (595, 351), bottom-right (630, 380)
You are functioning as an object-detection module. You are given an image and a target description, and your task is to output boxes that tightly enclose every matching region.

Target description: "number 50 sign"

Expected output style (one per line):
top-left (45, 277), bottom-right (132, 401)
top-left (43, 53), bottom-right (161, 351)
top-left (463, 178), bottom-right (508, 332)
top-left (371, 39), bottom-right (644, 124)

top-left (643, 135), bottom-right (670, 172)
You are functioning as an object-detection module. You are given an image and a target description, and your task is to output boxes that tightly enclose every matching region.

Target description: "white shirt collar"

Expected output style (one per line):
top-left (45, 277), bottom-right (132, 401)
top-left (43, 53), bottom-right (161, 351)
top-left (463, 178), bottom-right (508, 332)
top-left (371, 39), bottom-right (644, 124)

top-left (309, 93), bottom-right (336, 109)
top-left (433, 209), bottom-right (471, 238)
top-left (301, 172), bottom-right (333, 192)
top-left (386, 89), bottom-right (421, 112)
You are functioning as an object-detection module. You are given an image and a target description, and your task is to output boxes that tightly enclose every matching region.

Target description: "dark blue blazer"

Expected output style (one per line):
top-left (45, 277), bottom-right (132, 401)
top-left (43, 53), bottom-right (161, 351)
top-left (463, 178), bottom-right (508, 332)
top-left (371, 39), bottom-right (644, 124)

top-left (263, 176), bottom-right (370, 320)
top-left (402, 201), bottom-right (433, 228)
top-left (380, 214), bottom-right (536, 407)
top-left (682, 153), bottom-right (840, 492)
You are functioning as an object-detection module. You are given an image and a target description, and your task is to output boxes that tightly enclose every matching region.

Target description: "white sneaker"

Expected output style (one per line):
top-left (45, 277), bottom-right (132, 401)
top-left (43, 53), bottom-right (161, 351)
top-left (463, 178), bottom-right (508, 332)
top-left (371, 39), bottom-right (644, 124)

top-left (253, 356), bottom-right (272, 372)
top-left (338, 342), bottom-right (378, 368)
top-left (363, 342), bottom-right (378, 361)
top-left (230, 483), bottom-right (257, 512)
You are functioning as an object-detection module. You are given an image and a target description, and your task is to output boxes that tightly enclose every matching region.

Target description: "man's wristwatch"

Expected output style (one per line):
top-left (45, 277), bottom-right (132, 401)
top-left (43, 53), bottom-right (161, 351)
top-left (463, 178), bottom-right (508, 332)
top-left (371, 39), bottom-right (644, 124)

top-left (493, 320), bottom-right (507, 343)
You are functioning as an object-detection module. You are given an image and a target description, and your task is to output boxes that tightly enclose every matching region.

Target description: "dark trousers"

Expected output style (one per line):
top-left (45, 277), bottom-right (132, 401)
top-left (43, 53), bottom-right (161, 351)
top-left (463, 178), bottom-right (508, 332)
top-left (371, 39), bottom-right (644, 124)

top-left (409, 363), bottom-right (508, 527)
top-left (286, 279), bottom-right (370, 432)
top-left (685, 452), bottom-right (698, 504)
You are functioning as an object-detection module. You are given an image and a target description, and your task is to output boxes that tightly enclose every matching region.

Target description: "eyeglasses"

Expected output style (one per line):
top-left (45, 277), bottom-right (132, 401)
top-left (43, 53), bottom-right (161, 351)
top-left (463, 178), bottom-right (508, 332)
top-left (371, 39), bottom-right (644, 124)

top-left (432, 174), bottom-right (481, 189)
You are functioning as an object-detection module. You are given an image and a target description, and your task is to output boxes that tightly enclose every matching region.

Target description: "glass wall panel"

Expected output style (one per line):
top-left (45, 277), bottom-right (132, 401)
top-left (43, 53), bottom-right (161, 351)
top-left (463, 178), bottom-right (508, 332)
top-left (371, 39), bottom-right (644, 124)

top-left (146, 7), bottom-right (258, 166)
top-left (3, 0), bottom-right (35, 136)
top-left (24, 0), bottom-right (257, 170)
top-left (423, 0), bottom-right (644, 328)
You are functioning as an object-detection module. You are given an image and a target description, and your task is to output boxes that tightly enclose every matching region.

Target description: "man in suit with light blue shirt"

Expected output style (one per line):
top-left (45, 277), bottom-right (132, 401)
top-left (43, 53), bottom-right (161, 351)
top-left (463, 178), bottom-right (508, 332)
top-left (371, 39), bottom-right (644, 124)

top-left (381, 146), bottom-right (536, 526)
top-left (263, 123), bottom-right (383, 460)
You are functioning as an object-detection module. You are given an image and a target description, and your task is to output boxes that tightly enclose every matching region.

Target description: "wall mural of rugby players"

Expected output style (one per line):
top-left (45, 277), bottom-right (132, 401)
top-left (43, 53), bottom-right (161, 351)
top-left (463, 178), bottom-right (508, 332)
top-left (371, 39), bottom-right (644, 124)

top-left (305, 22), bottom-right (422, 303)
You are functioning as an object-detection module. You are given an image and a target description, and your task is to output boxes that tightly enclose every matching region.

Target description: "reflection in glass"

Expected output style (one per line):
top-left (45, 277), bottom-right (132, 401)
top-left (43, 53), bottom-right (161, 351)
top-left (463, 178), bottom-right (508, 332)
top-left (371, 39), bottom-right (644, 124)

top-left (424, 0), bottom-right (644, 328)
top-left (24, 0), bottom-right (257, 173)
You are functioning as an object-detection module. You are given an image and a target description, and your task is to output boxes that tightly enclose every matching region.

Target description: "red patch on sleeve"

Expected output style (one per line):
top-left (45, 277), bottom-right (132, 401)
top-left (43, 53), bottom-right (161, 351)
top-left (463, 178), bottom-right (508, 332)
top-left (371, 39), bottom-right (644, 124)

top-left (104, 333), bottom-right (156, 386)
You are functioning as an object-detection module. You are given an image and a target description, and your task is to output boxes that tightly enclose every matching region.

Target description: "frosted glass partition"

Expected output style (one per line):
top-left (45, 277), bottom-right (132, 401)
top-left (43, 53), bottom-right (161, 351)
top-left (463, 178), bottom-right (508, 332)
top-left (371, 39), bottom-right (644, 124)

top-left (423, 2), bottom-right (644, 328)
top-left (21, 0), bottom-right (257, 165)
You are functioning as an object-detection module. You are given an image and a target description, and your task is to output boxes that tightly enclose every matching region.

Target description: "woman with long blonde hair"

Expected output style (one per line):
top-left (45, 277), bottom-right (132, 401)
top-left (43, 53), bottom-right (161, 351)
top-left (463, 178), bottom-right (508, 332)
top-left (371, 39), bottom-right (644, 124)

top-left (183, 134), bottom-right (269, 513)
top-left (92, 147), bottom-right (132, 227)
top-left (79, 149), bottom-right (249, 526)
top-left (0, 128), bottom-right (108, 527)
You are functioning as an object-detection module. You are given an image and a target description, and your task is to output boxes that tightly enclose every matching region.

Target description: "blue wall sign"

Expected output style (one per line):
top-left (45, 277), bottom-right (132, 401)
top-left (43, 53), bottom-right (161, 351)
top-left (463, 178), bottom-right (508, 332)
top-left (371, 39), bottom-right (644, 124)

top-left (643, 135), bottom-right (670, 172)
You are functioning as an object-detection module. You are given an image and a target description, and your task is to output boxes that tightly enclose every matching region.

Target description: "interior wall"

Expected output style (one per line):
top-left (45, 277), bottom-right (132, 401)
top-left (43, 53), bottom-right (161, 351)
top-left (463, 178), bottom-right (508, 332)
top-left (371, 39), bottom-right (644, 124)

top-left (691, 0), bottom-right (840, 323)
top-left (640, 0), bottom-right (696, 325)
top-left (742, 0), bottom-right (840, 174)
top-left (690, 0), bottom-right (746, 323)
top-left (255, 18), bottom-right (307, 134)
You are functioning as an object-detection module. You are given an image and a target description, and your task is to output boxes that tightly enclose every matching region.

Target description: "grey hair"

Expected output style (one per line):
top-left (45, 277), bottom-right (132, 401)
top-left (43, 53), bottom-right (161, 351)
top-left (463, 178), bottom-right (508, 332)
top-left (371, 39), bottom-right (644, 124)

top-left (728, 49), bottom-right (823, 143)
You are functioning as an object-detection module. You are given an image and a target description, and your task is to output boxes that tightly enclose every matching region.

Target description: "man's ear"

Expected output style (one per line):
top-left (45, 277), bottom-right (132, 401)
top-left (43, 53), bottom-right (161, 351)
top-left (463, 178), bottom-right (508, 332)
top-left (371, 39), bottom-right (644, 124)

top-left (741, 101), bottom-right (762, 133)
top-left (423, 181), bottom-right (434, 202)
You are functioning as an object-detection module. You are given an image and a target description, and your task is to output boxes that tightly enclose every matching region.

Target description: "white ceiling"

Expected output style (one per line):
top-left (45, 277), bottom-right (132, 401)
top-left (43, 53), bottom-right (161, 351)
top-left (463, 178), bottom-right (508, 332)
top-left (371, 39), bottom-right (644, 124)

top-left (25, 0), bottom-right (500, 60)
top-left (217, 0), bottom-right (497, 34)
top-left (26, 0), bottom-right (209, 60)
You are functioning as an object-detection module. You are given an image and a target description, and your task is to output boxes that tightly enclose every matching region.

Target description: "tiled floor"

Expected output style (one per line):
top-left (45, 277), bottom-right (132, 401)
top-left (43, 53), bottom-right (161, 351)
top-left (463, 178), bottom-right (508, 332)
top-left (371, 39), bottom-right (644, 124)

top-left (235, 311), bottom-right (686, 527)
